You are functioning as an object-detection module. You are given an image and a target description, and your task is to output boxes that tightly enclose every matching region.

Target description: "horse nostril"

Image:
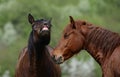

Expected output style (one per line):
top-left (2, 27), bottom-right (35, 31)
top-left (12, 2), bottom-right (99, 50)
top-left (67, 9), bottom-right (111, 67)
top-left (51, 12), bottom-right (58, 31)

top-left (52, 55), bottom-right (56, 61)
top-left (58, 56), bottom-right (63, 63)
top-left (53, 55), bottom-right (55, 59)
top-left (59, 56), bottom-right (62, 60)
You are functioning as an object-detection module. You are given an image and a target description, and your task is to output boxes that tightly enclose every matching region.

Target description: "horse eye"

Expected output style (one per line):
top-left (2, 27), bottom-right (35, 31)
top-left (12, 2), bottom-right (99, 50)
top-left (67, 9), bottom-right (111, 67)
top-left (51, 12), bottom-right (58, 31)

top-left (46, 25), bottom-right (50, 28)
top-left (64, 33), bottom-right (69, 38)
top-left (33, 25), bottom-right (38, 30)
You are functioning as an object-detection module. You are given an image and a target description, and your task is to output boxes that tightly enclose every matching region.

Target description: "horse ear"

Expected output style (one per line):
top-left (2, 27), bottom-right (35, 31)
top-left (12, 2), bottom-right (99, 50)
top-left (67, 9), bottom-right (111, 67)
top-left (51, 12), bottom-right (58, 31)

top-left (49, 18), bottom-right (52, 24)
top-left (69, 16), bottom-right (76, 29)
top-left (48, 18), bottom-right (52, 27)
top-left (28, 13), bottom-right (35, 24)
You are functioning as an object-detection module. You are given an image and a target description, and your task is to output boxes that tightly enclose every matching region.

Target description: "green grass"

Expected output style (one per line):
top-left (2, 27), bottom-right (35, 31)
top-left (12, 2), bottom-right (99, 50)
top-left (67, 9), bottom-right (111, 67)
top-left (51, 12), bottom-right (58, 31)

top-left (0, 0), bottom-right (120, 77)
top-left (0, 37), bottom-right (27, 76)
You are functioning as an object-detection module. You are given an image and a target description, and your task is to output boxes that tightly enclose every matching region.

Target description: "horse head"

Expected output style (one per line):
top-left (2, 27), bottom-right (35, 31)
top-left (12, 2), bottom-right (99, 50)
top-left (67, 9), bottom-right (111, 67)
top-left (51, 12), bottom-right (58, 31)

top-left (28, 13), bottom-right (52, 45)
top-left (52, 16), bottom-right (87, 64)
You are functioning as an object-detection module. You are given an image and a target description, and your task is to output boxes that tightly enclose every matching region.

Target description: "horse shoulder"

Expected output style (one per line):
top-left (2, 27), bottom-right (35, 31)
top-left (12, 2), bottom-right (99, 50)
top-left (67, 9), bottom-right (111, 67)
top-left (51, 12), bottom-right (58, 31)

top-left (102, 46), bottom-right (120, 77)
top-left (15, 47), bottom-right (30, 77)
top-left (111, 46), bottom-right (120, 73)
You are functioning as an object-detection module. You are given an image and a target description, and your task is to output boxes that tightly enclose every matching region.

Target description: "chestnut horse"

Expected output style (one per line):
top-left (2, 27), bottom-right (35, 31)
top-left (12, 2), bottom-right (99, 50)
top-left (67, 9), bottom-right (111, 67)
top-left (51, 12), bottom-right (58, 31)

top-left (15, 14), bottom-right (61, 77)
top-left (52, 16), bottom-right (120, 77)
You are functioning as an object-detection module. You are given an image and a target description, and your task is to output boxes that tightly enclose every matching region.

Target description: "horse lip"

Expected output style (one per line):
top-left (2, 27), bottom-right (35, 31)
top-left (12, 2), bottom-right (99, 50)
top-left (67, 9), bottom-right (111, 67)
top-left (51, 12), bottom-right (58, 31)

top-left (53, 59), bottom-right (63, 64)
top-left (56, 61), bottom-right (63, 64)
top-left (42, 26), bottom-right (49, 31)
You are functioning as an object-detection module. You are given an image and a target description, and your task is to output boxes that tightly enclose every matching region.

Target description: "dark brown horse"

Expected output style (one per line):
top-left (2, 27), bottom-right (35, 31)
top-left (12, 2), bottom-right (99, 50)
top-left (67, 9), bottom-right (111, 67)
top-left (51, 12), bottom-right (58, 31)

top-left (15, 14), bottom-right (61, 77)
top-left (52, 16), bottom-right (120, 77)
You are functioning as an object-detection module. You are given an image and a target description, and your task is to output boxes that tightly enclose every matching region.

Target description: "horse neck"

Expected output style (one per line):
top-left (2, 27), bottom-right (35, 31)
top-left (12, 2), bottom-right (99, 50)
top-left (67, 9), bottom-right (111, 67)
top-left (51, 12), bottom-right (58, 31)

top-left (83, 27), bottom-right (120, 65)
top-left (28, 31), bottom-right (48, 57)
top-left (34, 42), bottom-right (47, 60)
top-left (28, 31), bottom-right (50, 76)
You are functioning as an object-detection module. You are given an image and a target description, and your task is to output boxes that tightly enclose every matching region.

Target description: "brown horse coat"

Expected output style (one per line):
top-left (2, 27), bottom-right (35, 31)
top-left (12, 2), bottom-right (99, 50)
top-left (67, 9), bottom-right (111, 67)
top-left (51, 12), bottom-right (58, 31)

top-left (52, 16), bottom-right (120, 77)
top-left (15, 14), bottom-right (61, 77)
top-left (15, 46), bottom-right (61, 77)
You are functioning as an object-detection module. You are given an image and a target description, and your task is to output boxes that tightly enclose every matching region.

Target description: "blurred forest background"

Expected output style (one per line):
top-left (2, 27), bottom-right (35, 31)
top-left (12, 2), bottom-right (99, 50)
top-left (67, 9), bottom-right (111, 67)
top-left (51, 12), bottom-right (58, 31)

top-left (0, 0), bottom-right (120, 77)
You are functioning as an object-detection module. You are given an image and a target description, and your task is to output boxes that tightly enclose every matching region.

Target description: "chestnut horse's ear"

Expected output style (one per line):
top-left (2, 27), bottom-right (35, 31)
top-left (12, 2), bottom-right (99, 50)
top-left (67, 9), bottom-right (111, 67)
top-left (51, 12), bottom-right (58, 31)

top-left (28, 13), bottom-right (35, 24)
top-left (69, 16), bottom-right (76, 29)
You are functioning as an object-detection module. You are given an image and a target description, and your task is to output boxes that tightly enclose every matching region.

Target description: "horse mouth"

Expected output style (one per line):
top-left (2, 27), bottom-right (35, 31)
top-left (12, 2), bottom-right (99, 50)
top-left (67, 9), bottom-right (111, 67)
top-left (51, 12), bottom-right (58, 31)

top-left (53, 59), bottom-right (64, 64)
top-left (56, 61), bottom-right (63, 64)
top-left (41, 26), bottom-right (49, 32)
top-left (42, 26), bottom-right (49, 31)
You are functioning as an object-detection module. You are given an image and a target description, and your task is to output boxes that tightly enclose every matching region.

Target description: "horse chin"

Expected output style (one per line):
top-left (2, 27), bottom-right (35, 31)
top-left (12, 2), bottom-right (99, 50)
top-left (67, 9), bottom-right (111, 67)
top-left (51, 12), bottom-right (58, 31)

top-left (40, 30), bottom-right (50, 36)
top-left (39, 31), bottom-right (50, 45)
top-left (40, 37), bottom-right (50, 45)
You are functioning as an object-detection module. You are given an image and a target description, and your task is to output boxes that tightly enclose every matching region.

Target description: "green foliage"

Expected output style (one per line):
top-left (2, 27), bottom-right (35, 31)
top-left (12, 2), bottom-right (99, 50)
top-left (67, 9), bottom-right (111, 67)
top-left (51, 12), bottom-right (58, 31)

top-left (0, 0), bottom-right (120, 77)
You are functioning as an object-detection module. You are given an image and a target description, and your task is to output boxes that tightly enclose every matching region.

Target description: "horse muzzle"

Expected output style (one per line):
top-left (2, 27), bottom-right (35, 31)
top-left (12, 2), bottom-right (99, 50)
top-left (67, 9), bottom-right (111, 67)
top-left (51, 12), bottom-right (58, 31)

top-left (41, 26), bottom-right (49, 31)
top-left (52, 55), bottom-right (64, 64)
top-left (40, 26), bottom-right (50, 36)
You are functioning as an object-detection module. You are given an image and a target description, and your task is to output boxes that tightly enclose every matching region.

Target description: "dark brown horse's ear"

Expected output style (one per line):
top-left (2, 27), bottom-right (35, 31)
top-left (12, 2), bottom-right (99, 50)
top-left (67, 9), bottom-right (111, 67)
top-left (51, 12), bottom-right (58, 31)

top-left (49, 18), bottom-right (52, 24)
top-left (69, 16), bottom-right (76, 29)
top-left (28, 13), bottom-right (35, 24)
